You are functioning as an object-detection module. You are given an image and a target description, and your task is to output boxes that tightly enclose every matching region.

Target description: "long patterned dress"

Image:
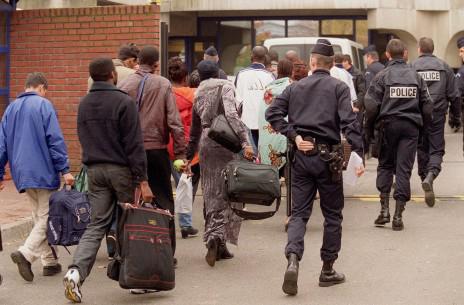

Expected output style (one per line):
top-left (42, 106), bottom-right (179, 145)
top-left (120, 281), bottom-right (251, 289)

top-left (258, 77), bottom-right (291, 169)
top-left (187, 78), bottom-right (250, 245)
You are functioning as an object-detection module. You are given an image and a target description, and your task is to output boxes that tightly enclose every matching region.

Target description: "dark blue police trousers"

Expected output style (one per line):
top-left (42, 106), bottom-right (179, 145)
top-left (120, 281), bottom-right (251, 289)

top-left (417, 113), bottom-right (446, 179)
top-left (285, 151), bottom-right (344, 262)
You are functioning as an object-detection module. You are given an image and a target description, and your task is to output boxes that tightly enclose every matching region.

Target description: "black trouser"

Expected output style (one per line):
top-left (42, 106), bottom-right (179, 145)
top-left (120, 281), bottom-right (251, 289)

top-left (417, 112), bottom-right (446, 180)
top-left (285, 151), bottom-right (344, 262)
top-left (146, 149), bottom-right (176, 255)
top-left (71, 164), bottom-right (135, 282)
top-left (376, 119), bottom-right (419, 203)
top-left (250, 129), bottom-right (259, 148)
top-left (357, 112), bottom-right (368, 157)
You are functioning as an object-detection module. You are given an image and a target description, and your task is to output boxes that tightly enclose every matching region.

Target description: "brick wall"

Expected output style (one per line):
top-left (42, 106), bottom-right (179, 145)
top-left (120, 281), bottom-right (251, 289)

top-left (9, 5), bottom-right (160, 172)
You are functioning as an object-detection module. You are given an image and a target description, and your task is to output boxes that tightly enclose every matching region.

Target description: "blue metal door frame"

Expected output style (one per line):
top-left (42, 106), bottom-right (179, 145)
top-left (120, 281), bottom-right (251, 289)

top-left (0, 1), bottom-right (17, 107)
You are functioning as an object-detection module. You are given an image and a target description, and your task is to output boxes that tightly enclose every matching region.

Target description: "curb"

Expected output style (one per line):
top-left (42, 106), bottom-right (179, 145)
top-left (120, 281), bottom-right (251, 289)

top-left (1, 217), bottom-right (33, 244)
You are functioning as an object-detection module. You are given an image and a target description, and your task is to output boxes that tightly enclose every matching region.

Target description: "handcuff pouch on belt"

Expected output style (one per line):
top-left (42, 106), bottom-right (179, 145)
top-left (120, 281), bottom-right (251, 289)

top-left (302, 136), bottom-right (344, 182)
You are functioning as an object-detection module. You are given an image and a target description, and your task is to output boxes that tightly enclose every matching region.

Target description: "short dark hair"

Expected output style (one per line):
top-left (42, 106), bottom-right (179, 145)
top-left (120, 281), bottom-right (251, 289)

top-left (366, 51), bottom-right (379, 60)
top-left (419, 37), bottom-right (434, 54)
top-left (269, 50), bottom-right (279, 62)
top-left (89, 57), bottom-right (115, 82)
top-left (139, 46), bottom-right (160, 66)
top-left (168, 56), bottom-right (188, 84)
top-left (312, 53), bottom-right (334, 69)
top-left (264, 54), bottom-right (272, 68)
top-left (118, 44), bottom-right (140, 61)
top-left (25, 72), bottom-right (48, 89)
top-left (342, 54), bottom-right (352, 64)
top-left (334, 54), bottom-right (344, 64)
top-left (277, 59), bottom-right (293, 79)
top-left (188, 71), bottom-right (201, 88)
top-left (252, 46), bottom-right (267, 63)
top-left (386, 39), bottom-right (406, 59)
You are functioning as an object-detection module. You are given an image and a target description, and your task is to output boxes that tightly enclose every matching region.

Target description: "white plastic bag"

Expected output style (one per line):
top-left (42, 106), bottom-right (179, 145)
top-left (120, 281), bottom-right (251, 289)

top-left (174, 174), bottom-right (193, 214)
top-left (343, 152), bottom-right (363, 186)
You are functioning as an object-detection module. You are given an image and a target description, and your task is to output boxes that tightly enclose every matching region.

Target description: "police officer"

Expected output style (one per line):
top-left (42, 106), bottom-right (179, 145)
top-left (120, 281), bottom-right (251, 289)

top-left (266, 39), bottom-right (364, 296)
top-left (365, 39), bottom-right (433, 231)
top-left (364, 45), bottom-right (385, 89)
top-left (412, 37), bottom-right (461, 207)
top-left (455, 37), bottom-right (464, 154)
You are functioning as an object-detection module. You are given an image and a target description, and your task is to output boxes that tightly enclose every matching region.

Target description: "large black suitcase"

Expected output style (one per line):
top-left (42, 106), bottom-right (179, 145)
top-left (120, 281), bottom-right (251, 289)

top-left (107, 189), bottom-right (175, 291)
top-left (223, 160), bottom-right (281, 220)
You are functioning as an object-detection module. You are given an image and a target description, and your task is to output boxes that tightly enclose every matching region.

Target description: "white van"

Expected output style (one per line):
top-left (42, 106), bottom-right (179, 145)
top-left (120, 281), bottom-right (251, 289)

top-left (264, 37), bottom-right (366, 71)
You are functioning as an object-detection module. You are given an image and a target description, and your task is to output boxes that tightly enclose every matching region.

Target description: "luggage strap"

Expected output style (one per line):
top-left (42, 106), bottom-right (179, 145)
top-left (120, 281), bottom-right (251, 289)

top-left (49, 244), bottom-right (71, 260)
top-left (135, 74), bottom-right (150, 110)
top-left (229, 197), bottom-right (281, 220)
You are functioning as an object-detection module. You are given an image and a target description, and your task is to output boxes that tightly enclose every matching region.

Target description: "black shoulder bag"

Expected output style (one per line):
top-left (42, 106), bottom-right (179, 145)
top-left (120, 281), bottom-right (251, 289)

top-left (207, 85), bottom-right (242, 153)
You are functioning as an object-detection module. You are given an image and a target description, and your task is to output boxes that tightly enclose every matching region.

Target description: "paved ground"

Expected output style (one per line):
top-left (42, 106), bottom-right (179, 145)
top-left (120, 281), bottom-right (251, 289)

top-left (0, 131), bottom-right (463, 305)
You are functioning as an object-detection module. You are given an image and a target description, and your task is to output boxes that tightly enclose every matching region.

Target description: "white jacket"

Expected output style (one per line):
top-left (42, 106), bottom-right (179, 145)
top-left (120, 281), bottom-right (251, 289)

top-left (235, 63), bottom-right (275, 130)
top-left (330, 66), bottom-right (357, 103)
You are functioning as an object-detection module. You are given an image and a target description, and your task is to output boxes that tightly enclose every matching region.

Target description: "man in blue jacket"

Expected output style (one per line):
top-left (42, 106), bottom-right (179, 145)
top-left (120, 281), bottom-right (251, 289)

top-left (0, 72), bottom-right (74, 282)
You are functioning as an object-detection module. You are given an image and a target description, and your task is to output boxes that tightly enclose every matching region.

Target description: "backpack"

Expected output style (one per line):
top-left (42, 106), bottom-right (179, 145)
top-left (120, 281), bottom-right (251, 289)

top-left (47, 186), bottom-right (91, 247)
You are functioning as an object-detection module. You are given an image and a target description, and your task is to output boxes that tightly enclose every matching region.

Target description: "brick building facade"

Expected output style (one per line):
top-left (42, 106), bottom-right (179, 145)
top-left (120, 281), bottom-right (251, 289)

top-left (8, 4), bottom-right (160, 172)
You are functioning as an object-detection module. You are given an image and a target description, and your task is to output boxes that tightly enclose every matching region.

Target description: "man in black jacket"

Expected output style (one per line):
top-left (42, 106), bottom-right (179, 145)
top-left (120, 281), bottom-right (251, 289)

top-left (412, 37), bottom-right (461, 207)
top-left (364, 46), bottom-right (385, 88)
top-left (63, 58), bottom-right (153, 303)
top-left (365, 39), bottom-right (433, 231)
top-left (266, 39), bottom-right (364, 296)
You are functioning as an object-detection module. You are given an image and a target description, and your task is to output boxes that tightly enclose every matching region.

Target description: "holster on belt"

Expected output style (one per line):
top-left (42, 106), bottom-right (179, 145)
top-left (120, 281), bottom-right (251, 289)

top-left (318, 143), bottom-right (344, 183)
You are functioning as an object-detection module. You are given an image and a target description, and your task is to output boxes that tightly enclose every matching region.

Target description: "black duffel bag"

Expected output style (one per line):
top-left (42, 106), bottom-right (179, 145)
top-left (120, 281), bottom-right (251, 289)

top-left (107, 189), bottom-right (175, 291)
top-left (223, 160), bottom-right (281, 220)
top-left (207, 85), bottom-right (242, 153)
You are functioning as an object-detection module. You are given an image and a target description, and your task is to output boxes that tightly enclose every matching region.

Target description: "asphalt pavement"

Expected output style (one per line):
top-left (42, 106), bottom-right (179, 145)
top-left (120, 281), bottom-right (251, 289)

top-left (0, 132), bottom-right (463, 305)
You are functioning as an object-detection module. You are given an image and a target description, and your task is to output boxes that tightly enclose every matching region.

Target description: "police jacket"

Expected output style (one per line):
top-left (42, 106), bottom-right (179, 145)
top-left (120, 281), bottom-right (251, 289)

top-left (265, 69), bottom-right (363, 156)
top-left (365, 61), bottom-right (384, 88)
top-left (456, 65), bottom-right (464, 97)
top-left (348, 65), bottom-right (366, 110)
top-left (412, 54), bottom-right (460, 117)
top-left (364, 59), bottom-right (433, 137)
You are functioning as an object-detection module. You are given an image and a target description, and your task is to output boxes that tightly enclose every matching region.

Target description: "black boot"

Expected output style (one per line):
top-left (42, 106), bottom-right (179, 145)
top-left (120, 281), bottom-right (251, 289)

top-left (181, 226), bottom-right (199, 239)
top-left (319, 261), bottom-right (345, 287)
top-left (392, 201), bottom-right (405, 231)
top-left (205, 238), bottom-right (218, 267)
top-left (282, 253), bottom-right (299, 296)
top-left (374, 193), bottom-right (391, 225)
top-left (216, 242), bottom-right (234, 261)
top-left (422, 172), bottom-right (435, 207)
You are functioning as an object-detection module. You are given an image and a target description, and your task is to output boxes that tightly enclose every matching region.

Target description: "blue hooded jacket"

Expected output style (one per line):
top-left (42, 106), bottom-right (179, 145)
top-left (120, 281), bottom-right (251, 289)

top-left (0, 92), bottom-right (70, 192)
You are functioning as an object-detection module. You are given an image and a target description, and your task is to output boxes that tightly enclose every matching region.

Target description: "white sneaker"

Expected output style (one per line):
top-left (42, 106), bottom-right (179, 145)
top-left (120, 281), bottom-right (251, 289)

top-left (129, 289), bottom-right (158, 294)
top-left (63, 268), bottom-right (82, 303)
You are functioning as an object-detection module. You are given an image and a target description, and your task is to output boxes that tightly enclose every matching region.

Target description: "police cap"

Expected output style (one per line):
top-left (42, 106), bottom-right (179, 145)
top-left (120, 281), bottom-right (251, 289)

top-left (312, 39), bottom-right (334, 57)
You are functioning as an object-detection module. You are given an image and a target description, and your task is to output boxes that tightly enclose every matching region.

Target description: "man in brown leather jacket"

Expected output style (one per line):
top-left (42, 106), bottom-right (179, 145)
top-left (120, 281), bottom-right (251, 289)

top-left (119, 46), bottom-right (186, 261)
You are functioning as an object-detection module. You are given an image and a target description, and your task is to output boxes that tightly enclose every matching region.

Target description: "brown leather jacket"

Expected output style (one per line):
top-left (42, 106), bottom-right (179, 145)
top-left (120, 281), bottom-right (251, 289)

top-left (118, 65), bottom-right (186, 159)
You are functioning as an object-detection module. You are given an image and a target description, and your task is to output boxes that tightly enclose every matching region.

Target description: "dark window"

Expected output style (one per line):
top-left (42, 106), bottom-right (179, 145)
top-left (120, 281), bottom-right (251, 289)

top-left (254, 20), bottom-right (285, 45)
top-left (219, 21), bottom-right (252, 75)
top-left (287, 20), bottom-right (319, 37)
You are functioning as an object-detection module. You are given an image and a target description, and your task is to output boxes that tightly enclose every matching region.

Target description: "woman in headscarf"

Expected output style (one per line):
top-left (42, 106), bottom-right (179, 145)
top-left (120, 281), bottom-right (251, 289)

top-left (258, 59), bottom-right (293, 169)
top-left (185, 60), bottom-right (254, 267)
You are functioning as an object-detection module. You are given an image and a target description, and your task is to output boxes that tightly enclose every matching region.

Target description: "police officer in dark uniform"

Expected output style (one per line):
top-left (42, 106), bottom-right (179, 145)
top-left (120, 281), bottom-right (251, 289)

top-left (365, 39), bottom-right (433, 231)
top-left (455, 37), bottom-right (464, 154)
top-left (266, 39), bottom-right (364, 296)
top-left (364, 45), bottom-right (385, 89)
top-left (412, 37), bottom-right (461, 207)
